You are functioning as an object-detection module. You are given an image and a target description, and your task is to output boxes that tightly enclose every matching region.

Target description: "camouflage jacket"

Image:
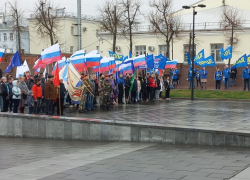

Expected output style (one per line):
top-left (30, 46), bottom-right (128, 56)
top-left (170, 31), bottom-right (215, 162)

top-left (98, 78), bottom-right (104, 92)
top-left (82, 79), bottom-right (91, 93)
top-left (102, 79), bottom-right (112, 94)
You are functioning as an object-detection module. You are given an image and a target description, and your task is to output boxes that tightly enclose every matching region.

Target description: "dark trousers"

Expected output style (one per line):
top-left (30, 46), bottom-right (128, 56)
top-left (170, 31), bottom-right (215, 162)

top-left (13, 99), bottom-right (19, 113)
top-left (131, 91), bottom-right (136, 103)
top-left (8, 97), bottom-right (13, 112)
top-left (118, 86), bottom-right (124, 103)
top-left (244, 79), bottom-right (249, 90)
top-left (150, 87), bottom-right (155, 100)
top-left (216, 80), bottom-right (221, 89)
top-left (125, 88), bottom-right (129, 102)
top-left (20, 107), bottom-right (25, 113)
top-left (147, 87), bottom-right (150, 99)
top-left (2, 96), bottom-right (8, 112)
top-left (165, 88), bottom-right (170, 98)
top-left (45, 99), bottom-right (53, 115)
top-left (196, 78), bottom-right (202, 88)
top-left (56, 98), bottom-right (64, 115)
top-left (34, 97), bottom-right (42, 114)
top-left (142, 89), bottom-right (147, 101)
top-left (28, 107), bottom-right (34, 114)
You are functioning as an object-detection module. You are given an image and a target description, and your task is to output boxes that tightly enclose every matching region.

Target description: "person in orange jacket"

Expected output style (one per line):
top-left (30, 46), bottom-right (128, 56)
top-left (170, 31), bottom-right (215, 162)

top-left (31, 78), bottom-right (43, 114)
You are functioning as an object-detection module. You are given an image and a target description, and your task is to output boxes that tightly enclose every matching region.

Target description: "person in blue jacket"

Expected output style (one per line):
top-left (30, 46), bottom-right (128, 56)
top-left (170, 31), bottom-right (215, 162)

top-left (222, 65), bottom-right (231, 89)
top-left (195, 67), bottom-right (202, 89)
top-left (200, 67), bottom-right (208, 90)
top-left (215, 67), bottom-right (222, 90)
top-left (242, 66), bottom-right (250, 91)
top-left (188, 68), bottom-right (196, 89)
top-left (171, 68), bottom-right (179, 89)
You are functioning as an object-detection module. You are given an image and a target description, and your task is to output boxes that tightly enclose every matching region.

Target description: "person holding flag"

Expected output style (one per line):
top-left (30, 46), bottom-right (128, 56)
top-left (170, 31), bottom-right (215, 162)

top-left (214, 67), bottom-right (222, 90)
top-left (171, 68), bottom-right (179, 89)
top-left (200, 67), bottom-right (208, 90)
top-left (222, 65), bottom-right (231, 89)
top-left (45, 75), bottom-right (55, 115)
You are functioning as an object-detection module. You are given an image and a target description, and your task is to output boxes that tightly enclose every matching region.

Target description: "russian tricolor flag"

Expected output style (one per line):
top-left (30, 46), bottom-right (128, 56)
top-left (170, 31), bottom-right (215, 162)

top-left (100, 57), bottom-right (110, 73)
top-left (165, 60), bottom-right (178, 69)
top-left (33, 57), bottom-right (46, 69)
top-left (109, 57), bottom-right (116, 70)
top-left (119, 60), bottom-right (134, 75)
top-left (133, 54), bottom-right (146, 67)
top-left (85, 53), bottom-right (101, 67)
top-left (70, 53), bottom-right (86, 72)
top-left (0, 48), bottom-right (5, 62)
top-left (92, 66), bottom-right (99, 73)
top-left (51, 57), bottom-right (67, 75)
top-left (71, 50), bottom-right (85, 58)
top-left (41, 43), bottom-right (62, 64)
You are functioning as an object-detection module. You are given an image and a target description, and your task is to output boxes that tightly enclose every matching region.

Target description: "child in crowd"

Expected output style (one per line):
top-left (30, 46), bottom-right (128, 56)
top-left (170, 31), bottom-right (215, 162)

top-left (27, 90), bottom-right (34, 114)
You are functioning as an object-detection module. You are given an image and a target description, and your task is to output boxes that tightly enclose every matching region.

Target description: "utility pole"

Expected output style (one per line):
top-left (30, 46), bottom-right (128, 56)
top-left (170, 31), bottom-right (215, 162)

top-left (113, 5), bottom-right (117, 52)
top-left (77, 0), bottom-right (82, 50)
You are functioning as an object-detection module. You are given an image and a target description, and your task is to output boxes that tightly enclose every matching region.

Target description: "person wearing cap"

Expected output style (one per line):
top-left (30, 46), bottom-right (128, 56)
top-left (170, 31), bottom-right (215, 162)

top-left (45, 75), bottom-right (55, 115)
top-left (242, 66), bottom-right (250, 91)
top-left (222, 65), bottom-right (231, 89)
top-left (98, 73), bottom-right (105, 109)
top-left (79, 75), bottom-right (88, 113)
top-left (101, 75), bottom-right (112, 110)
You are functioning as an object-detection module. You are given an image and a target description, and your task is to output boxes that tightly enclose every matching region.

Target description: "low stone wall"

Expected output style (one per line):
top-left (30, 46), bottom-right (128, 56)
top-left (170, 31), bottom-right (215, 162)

top-left (0, 113), bottom-right (250, 147)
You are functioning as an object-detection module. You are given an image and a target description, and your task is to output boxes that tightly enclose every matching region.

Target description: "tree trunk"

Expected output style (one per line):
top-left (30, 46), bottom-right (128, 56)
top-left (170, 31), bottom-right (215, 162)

top-left (112, 5), bottom-right (117, 53)
top-left (127, 0), bottom-right (133, 53)
top-left (50, 33), bottom-right (54, 45)
top-left (16, 10), bottom-right (22, 59)
top-left (228, 25), bottom-right (234, 66)
top-left (166, 40), bottom-right (170, 58)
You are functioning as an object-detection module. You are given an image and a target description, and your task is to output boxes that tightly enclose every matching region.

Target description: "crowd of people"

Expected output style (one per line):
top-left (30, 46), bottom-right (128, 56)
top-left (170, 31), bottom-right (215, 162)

top-left (0, 70), bottom-right (171, 115)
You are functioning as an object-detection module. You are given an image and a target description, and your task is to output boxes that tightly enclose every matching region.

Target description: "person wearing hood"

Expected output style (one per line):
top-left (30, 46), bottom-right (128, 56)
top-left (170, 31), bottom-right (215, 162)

top-left (19, 76), bottom-right (29, 113)
top-left (27, 90), bottom-right (34, 114)
top-left (12, 80), bottom-right (21, 113)
top-left (32, 78), bottom-right (43, 114)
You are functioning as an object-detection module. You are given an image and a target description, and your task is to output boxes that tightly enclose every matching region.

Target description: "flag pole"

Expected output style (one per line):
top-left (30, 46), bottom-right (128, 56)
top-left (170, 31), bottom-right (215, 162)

top-left (59, 86), bottom-right (61, 116)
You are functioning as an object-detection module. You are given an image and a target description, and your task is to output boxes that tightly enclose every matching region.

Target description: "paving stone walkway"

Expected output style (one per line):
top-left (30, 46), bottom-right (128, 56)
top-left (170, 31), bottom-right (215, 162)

top-left (1, 138), bottom-right (250, 180)
top-left (63, 100), bottom-right (250, 134)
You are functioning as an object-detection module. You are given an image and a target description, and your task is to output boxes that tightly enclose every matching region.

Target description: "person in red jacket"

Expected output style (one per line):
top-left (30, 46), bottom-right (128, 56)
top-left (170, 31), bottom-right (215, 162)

top-left (149, 74), bottom-right (156, 101)
top-left (32, 78), bottom-right (43, 114)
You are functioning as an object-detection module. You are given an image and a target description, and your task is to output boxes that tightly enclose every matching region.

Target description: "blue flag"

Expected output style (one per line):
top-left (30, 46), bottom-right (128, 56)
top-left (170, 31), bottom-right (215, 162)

top-left (4, 51), bottom-right (22, 73)
top-left (129, 51), bottom-right (132, 58)
top-left (158, 56), bottom-right (168, 70)
top-left (221, 46), bottom-right (232, 60)
top-left (186, 52), bottom-right (191, 68)
top-left (146, 54), bottom-right (154, 69)
top-left (109, 51), bottom-right (124, 61)
top-left (194, 49), bottom-right (205, 63)
top-left (195, 55), bottom-right (216, 67)
top-left (231, 54), bottom-right (247, 69)
top-left (247, 54), bottom-right (250, 64)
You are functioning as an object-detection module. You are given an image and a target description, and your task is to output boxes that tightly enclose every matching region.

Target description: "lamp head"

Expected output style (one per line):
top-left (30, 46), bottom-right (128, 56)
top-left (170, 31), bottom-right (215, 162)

top-left (198, 4), bottom-right (206, 8)
top-left (182, 6), bottom-right (190, 9)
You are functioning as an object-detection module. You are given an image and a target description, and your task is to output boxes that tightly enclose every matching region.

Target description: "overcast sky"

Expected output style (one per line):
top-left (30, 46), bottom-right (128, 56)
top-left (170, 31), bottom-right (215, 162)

top-left (0, 0), bottom-right (198, 17)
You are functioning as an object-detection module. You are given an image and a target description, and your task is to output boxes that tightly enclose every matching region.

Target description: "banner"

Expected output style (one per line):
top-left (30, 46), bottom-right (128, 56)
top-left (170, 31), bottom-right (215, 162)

top-left (231, 54), bottom-right (247, 69)
top-left (109, 51), bottom-right (124, 61)
top-left (247, 54), bottom-right (250, 64)
top-left (186, 52), bottom-right (191, 68)
top-left (194, 49), bottom-right (205, 62)
top-left (195, 55), bottom-right (216, 67)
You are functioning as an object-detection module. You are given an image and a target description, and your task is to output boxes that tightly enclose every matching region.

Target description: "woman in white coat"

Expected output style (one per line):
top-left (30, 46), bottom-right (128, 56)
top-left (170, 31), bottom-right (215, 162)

top-left (12, 80), bottom-right (21, 113)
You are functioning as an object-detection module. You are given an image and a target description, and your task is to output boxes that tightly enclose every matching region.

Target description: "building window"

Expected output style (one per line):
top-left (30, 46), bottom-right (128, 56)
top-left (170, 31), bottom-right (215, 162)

top-left (70, 46), bottom-right (74, 53)
top-left (3, 33), bottom-right (7, 41)
top-left (135, 46), bottom-right (146, 56)
top-left (183, 44), bottom-right (196, 62)
top-left (211, 44), bottom-right (224, 62)
top-left (9, 49), bottom-right (13, 53)
top-left (9, 33), bottom-right (13, 41)
top-left (159, 45), bottom-right (167, 56)
top-left (71, 26), bottom-right (74, 35)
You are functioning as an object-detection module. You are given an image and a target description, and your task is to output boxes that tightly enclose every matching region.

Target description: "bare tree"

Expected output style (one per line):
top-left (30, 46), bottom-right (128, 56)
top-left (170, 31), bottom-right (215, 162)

top-left (221, 6), bottom-right (243, 65)
top-left (149, 0), bottom-right (181, 58)
top-left (32, 0), bottom-right (61, 46)
top-left (8, 0), bottom-right (27, 57)
top-left (120, 0), bottom-right (141, 54)
top-left (97, 0), bottom-right (123, 52)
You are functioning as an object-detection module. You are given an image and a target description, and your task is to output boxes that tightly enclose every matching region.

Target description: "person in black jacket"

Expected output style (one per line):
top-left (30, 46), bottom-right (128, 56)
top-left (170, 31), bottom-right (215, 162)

top-left (164, 76), bottom-right (171, 100)
top-left (230, 68), bottom-right (237, 87)
top-left (0, 68), bottom-right (2, 79)
top-left (7, 77), bottom-right (14, 112)
top-left (0, 77), bottom-right (9, 112)
top-left (141, 76), bottom-right (148, 102)
top-left (131, 77), bottom-right (137, 103)
top-left (27, 75), bottom-right (35, 90)
top-left (125, 73), bottom-right (131, 104)
top-left (57, 79), bottom-right (66, 116)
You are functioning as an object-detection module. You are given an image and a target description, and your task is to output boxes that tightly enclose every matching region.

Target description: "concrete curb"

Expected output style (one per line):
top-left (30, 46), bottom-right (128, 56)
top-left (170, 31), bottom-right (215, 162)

top-left (0, 113), bottom-right (250, 147)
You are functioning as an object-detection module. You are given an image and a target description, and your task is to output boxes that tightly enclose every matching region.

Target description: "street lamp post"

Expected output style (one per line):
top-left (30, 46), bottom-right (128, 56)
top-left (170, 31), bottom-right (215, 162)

top-left (182, 4), bottom-right (206, 100)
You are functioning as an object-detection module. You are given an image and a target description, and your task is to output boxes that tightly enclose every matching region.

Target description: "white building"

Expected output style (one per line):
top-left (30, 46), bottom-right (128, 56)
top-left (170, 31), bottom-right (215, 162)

top-left (28, 0), bottom-right (250, 65)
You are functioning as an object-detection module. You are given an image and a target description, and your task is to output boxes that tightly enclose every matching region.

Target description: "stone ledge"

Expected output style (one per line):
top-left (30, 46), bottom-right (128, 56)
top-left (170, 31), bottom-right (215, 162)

top-left (0, 113), bottom-right (250, 147)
